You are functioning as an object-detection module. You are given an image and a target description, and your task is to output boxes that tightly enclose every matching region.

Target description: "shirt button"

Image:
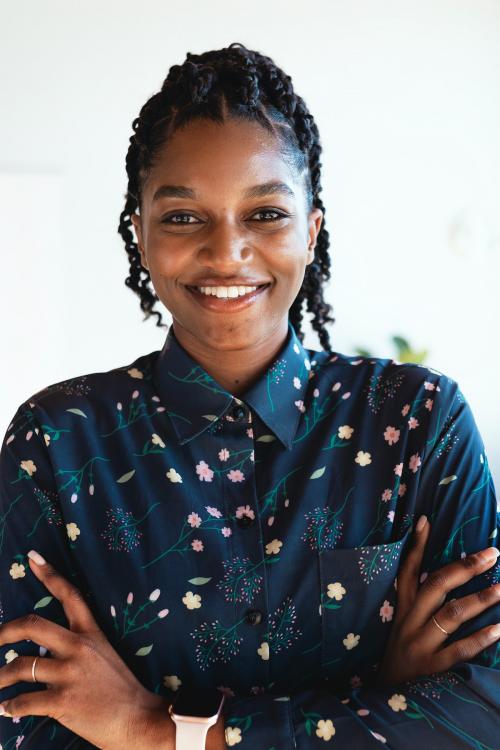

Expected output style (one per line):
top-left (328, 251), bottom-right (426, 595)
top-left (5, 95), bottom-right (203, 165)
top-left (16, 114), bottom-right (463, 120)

top-left (237, 514), bottom-right (254, 528)
top-left (246, 609), bottom-right (263, 625)
top-left (231, 405), bottom-right (247, 421)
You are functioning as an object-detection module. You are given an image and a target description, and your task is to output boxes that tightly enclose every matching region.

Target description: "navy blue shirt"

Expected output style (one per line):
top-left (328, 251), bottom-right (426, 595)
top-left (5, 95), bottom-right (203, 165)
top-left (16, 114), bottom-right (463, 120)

top-left (1, 320), bottom-right (499, 748)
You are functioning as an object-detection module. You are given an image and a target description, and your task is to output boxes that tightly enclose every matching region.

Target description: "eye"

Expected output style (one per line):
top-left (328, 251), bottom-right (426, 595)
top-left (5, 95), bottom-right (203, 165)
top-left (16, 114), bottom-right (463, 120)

top-left (161, 213), bottom-right (199, 225)
top-left (251, 209), bottom-right (288, 222)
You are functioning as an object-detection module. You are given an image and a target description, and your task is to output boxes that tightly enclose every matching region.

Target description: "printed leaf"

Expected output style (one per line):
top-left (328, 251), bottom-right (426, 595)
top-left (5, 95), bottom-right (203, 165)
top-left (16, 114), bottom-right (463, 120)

top-left (257, 435), bottom-right (276, 442)
top-left (438, 475), bottom-right (457, 485)
top-left (135, 644), bottom-right (153, 656)
top-left (489, 527), bottom-right (498, 539)
top-left (188, 577), bottom-right (212, 585)
top-left (274, 696), bottom-right (291, 701)
top-left (310, 466), bottom-right (326, 480)
top-left (202, 415), bottom-right (219, 422)
top-left (117, 469), bottom-right (136, 483)
top-left (66, 408), bottom-right (88, 418)
top-left (34, 595), bottom-right (54, 610)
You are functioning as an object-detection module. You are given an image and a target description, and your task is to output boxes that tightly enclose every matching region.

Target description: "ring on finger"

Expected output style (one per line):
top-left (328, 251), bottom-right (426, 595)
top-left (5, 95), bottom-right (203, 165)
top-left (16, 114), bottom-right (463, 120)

top-left (432, 614), bottom-right (450, 635)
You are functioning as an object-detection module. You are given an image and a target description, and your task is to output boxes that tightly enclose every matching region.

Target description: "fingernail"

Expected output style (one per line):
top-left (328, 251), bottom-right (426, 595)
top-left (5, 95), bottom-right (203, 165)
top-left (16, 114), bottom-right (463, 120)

top-left (416, 515), bottom-right (427, 532)
top-left (482, 547), bottom-right (500, 564)
top-left (28, 550), bottom-right (46, 566)
top-left (490, 623), bottom-right (500, 638)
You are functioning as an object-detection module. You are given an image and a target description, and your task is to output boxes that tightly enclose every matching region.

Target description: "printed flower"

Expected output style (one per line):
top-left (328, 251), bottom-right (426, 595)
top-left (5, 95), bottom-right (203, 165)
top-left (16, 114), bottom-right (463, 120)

top-left (257, 641), bottom-right (269, 660)
top-left (196, 460), bottom-right (214, 482)
top-left (206, 506), bottom-right (222, 518)
top-left (383, 426), bottom-right (400, 446)
top-left (425, 398), bottom-right (434, 411)
top-left (387, 510), bottom-right (395, 523)
top-left (182, 591), bottom-right (201, 609)
top-left (332, 381), bottom-right (341, 391)
top-left (293, 343), bottom-right (300, 354)
top-left (357, 709), bottom-right (370, 716)
top-left (20, 459), bottom-right (36, 477)
top-left (132, 390), bottom-right (140, 399)
top-left (293, 376), bottom-right (301, 389)
top-left (71, 493), bottom-right (78, 503)
top-left (327, 582), bottom-right (346, 600)
top-left (151, 433), bottom-right (165, 448)
top-left (221, 527), bottom-right (232, 537)
top-left (187, 512), bottom-right (202, 528)
top-left (394, 462), bottom-right (403, 477)
top-left (408, 417), bottom-right (419, 430)
top-left (10, 562), bottom-right (26, 580)
top-left (408, 453), bottom-right (422, 473)
top-left (149, 589), bottom-right (160, 602)
top-left (235, 505), bottom-right (255, 520)
top-left (295, 400), bottom-right (306, 412)
top-left (225, 726), bottom-right (242, 746)
top-left (370, 730), bottom-right (387, 742)
top-left (66, 522), bottom-right (80, 542)
top-left (265, 539), bottom-right (282, 555)
top-left (304, 359), bottom-right (311, 370)
top-left (127, 367), bottom-right (144, 379)
top-left (191, 539), bottom-right (204, 552)
top-left (423, 381), bottom-right (436, 390)
top-left (343, 633), bottom-right (360, 650)
top-left (5, 649), bottom-right (19, 663)
top-left (227, 469), bottom-right (244, 482)
top-left (355, 451), bottom-right (372, 467)
top-left (166, 468), bottom-right (182, 483)
top-left (338, 425), bottom-right (354, 439)
top-left (218, 448), bottom-right (230, 461)
top-left (379, 599), bottom-right (394, 622)
top-left (381, 489), bottom-right (392, 502)
top-left (313, 388), bottom-right (320, 397)
top-left (398, 483), bottom-right (407, 497)
top-left (342, 391), bottom-right (351, 400)
top-left (246, 427), bottom-right (254, 438)
top-left (316, 718), bottom-right (335, 740)
top-left (163, 674), bottom-right (182, 691)
top-left (43, 433), bottom-right (51, 447)
top-left (388, 693), bottom-right (407, 712)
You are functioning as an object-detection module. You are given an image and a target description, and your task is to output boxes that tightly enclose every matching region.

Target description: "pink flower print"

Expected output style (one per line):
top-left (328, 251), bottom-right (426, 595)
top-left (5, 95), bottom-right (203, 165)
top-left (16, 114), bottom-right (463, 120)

top-left (409, 453), bottom-right (422, 473)
top-left (408, 417), bottom-right (419, 430)
top-left (250, 450), bottom-right (255, 462)
top-left (313, 388), bottom-right (320, 397)
top-left (191, 539), bottom-right (204, 552)
top-left (424, 381), bottom-right (436, 390)
top-left (187, 512), bottom-right (202, 528)
top-left (221, 526), bottom-right (232, 537)
top-left (342, 391), bottom-right (351, 400)
top-left (227, 469), bottom-right (245, 482)
top-left (206, 506), bottom-right (222, 518)
top-left (235, 505), bottom-right (255, 520)
top-left (425, 398), bottom-right (434, 411)
top-left (398, 482), bottom-right (407, 497)
top-left (394, 462), bottom-right (403, 477)
top-left (381, 489), bottom-right (392, 502)
top-left (196, 460), bottom-right (214, 482)
top-left (295, 400), bottom-right (306, 413)
top-left (293, 376), bottom-right (301, 389)
top-left (331, 381), bottom-right (341, 391)
top-left (218, 448), bottom-right (230, 461)
top-left (401, 404), bottom-right (410, 417)
top-left (132, 390), bottom-right (140, 399)
top-left (246, 427), bottom-right (254, 438)
top-left (387, 510), bottom-right (395, 523)
top-left (380, 600), bottom-right (394, 622)
top-left (383, 426), bottom-right (400, 445)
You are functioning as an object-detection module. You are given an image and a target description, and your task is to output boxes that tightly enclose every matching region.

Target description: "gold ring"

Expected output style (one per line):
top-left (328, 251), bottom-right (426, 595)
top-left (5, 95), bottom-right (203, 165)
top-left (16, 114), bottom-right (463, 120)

top-left (432, 614), bottom-right (450, 635)
top-left (32, 655), bottom-right (39, 683)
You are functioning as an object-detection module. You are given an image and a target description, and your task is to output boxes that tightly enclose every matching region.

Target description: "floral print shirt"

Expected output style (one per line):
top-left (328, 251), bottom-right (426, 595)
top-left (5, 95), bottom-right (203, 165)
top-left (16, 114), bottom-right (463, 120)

top-left (1, 320), bottom-right (499, 749)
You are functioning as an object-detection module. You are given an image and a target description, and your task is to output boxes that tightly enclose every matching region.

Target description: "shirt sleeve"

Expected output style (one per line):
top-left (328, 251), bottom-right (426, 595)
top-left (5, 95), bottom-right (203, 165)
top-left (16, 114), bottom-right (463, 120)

top-left (221, 374), bottom-right (500, 748)
top-left (0, 399), bottom-right (97, 749)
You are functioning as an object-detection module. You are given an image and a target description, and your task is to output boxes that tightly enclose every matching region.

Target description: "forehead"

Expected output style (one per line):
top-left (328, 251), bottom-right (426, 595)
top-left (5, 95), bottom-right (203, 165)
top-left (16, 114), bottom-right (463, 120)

top-left (142, 117), bottom-right (300, 201)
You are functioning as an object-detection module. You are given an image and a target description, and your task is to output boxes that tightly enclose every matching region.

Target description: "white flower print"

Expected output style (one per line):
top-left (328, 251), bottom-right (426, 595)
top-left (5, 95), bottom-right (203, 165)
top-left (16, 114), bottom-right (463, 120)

top-left (343, 633), bottom-right (360, 650)
top-left (166, 467), bottom-right (182, 483)
top-left (316, 718), bottom-right (336, 740)
top-left (388, 693), bottom-right (407, 712)
top-left (182, 591), bottom-right (202, 609)
top-left (257, 641), bottom-right (269, 660)
top-left (327, 582), bottom-right (346, 600)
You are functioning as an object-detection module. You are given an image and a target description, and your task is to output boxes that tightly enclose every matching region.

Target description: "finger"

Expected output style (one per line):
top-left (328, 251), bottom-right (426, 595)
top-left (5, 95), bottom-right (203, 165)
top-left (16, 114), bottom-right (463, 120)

top-left (0, 654), bottom-right (61, 690)
top-left (27, 550), bottom-right (102, 635)
top-left (0, 684), bottom-right (60, 720)
top-left (0, 613), bottom-right (78, 659)
top-left (395, 515), bottom-right (431, 618)
top-left (430, 622), bottom-right (500, 673)
top-left (409, 546), bottom-right (500, 630)
top-left (422, 582), bottom-right (500, 649)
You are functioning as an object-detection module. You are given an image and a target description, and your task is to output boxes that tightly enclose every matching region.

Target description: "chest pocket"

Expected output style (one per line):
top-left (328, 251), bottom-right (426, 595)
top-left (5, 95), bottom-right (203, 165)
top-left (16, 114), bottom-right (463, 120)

top-left (318, 526), bottom-right (412, 692)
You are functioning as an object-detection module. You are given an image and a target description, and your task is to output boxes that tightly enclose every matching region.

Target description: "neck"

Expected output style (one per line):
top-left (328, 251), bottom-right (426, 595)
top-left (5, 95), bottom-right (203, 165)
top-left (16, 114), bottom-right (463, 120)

top-left (171, 319), bottom-right (289, 397)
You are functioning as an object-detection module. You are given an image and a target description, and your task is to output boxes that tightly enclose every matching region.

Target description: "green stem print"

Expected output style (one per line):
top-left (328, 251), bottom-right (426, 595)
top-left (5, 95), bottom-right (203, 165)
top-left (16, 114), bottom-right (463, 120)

top-left (259, 466), bottom-right (303, 518)
top-left (167, 366), bottom-right (230, 397)
top-left (110, 588), bottom-right (169, 641)
top-left (101, 502), bottom-right (162, 552)
top-left (434, 515), bottom-right (480, 564)
top-left (301, 486), bottom-right (353, 551)
top-left (53, 455), bottom-right (111, 499)
top-left (101, 392), bottom-right (173, 437)
top-left (265, 357), bottom-right (287, 412)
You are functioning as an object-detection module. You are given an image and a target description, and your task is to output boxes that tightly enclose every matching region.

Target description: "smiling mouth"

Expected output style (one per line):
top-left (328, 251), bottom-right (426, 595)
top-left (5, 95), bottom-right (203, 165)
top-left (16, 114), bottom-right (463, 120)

top-left (184, 283), bottom-right (272, 309)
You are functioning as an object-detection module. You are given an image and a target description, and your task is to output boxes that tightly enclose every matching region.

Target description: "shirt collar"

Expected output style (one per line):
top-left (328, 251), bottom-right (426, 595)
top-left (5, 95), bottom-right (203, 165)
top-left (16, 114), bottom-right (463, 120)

top-left (152, 320), bottom-right (312, 450)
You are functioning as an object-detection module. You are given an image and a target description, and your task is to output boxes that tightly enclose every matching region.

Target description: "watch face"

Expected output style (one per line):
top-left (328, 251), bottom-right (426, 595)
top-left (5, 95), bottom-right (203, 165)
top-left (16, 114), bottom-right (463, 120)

top-left (172, 687), bottom-right (224, 718)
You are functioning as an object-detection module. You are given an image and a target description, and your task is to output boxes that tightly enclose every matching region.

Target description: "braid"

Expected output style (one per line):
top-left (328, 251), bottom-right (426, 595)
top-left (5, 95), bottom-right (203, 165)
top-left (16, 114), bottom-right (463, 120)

top-left (118, 42), bottom-right (336, 351)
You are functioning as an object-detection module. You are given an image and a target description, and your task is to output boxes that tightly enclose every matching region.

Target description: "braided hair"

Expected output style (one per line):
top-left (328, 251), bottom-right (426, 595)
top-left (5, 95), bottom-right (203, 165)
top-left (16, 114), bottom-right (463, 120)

top-left (118, 42), bottom-right (336, 352)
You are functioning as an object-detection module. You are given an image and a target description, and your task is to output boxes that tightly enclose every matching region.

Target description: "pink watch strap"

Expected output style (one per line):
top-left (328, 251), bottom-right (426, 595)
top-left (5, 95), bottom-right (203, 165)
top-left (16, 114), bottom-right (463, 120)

top-left (172, 715), bottom-right (216, 749)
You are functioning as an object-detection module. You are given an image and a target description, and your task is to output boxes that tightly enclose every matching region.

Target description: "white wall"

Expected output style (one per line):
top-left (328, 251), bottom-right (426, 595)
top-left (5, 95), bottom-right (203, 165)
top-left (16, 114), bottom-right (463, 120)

top-left (1, 0), bottom-right (499, 490)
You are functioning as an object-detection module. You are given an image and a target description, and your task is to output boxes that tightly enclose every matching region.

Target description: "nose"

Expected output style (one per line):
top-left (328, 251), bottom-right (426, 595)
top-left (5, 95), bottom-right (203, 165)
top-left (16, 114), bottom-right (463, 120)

top-left (196, 218), bottom-right (252, 268)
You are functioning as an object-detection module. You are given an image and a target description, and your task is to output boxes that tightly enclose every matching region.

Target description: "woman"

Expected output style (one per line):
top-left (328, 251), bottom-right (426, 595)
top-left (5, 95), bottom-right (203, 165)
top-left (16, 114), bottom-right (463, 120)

top-left (0, 42), bottom-right (498, 749)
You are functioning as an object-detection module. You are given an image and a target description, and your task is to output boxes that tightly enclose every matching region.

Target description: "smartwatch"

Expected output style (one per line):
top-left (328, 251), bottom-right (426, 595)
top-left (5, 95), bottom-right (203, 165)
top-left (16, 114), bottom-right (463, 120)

top-left (168, 686), bottom-right (225, 749)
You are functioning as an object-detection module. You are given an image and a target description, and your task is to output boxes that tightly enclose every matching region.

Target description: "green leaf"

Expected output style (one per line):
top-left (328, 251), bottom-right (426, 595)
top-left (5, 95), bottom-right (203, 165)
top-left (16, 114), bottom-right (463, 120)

top-left (188, 577), bottom-right (212, 585)
top-left (135, 644), bottom-right (153, 656)
top-left (117, 469), bottom-right (136, 483)
top-left (202, 415), bottom-right (219, 422)
top-left (310, 466), bottom-right (326, 480)
top-left (34, 595), bottom-right (54, 610)
top-left (66, 408), bottom-right (88, 418)
top-left (257, 435), bottom-right (277, 442)
top-left (438, 475), bottom-right (457, 485)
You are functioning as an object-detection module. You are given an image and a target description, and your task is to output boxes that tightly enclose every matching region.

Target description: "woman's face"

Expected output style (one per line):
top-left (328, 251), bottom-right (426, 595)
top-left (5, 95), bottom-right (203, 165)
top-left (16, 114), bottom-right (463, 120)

top-left (131, 117), bottom-right (323, 352)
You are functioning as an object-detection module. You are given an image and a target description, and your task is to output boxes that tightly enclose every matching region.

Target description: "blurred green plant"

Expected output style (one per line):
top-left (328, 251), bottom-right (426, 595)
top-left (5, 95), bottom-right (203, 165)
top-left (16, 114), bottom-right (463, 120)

top-left (354, 335), bottom-right (429, 364)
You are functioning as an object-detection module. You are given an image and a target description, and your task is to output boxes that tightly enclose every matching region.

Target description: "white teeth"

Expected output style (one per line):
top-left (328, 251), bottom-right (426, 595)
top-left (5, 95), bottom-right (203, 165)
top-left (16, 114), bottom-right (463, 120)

top-left (196, 285), bottom-right (259, 298)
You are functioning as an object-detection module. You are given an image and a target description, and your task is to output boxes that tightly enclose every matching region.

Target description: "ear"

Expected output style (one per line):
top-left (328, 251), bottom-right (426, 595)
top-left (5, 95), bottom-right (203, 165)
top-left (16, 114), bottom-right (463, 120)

top-left (130, 213), bottom-right (149, 271)
top-left (306, 207), bottom-right (323, 265)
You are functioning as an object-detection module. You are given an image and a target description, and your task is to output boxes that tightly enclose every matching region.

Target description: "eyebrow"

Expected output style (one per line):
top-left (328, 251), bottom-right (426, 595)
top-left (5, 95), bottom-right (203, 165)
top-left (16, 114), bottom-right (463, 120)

top-left (151, 180), bottom-right (295, 202)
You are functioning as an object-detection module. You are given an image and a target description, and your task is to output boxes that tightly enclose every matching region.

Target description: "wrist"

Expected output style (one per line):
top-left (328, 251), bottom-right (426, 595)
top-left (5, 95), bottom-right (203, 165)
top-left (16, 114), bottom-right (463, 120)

top-left (130, 692), bottom-right (176, 750)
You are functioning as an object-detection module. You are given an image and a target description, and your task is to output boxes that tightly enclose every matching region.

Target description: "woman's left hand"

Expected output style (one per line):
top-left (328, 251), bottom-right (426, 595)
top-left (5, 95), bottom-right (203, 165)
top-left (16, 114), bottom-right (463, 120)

top-left (0, 551), bottom-right (172, 750)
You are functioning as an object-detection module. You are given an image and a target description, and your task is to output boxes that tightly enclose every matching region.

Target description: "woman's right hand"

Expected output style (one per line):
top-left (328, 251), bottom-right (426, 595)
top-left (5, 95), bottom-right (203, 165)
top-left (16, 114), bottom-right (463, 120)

top-left (374, 515), bottom-right (500, 688)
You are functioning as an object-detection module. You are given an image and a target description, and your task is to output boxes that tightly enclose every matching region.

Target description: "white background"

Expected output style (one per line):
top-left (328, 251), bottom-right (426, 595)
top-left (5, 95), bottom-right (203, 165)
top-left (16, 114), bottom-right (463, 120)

top-left (1, 0), bottom-right (499, 490)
